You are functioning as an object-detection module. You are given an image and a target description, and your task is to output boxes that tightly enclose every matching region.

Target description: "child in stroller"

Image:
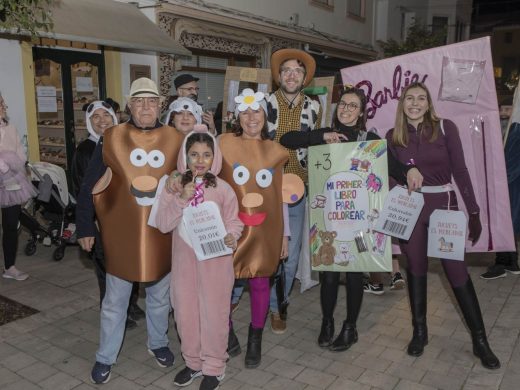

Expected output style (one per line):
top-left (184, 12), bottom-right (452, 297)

top-left (20, 161), bottom-right (76, 261)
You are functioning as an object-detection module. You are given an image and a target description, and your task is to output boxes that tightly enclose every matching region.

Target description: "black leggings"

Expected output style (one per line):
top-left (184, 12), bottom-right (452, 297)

top-left (2, 205), bottom-right (21, 269)
top-left (320, 271), bottom-right (364, 325)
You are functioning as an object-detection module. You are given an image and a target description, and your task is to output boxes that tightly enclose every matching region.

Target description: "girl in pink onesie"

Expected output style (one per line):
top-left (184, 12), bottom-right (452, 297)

top-left (156, 131), bottom-right (243, 390)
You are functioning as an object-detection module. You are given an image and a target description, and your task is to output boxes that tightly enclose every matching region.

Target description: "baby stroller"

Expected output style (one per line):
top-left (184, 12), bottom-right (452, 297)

top-left (19, 162), bottom-right (76, 261)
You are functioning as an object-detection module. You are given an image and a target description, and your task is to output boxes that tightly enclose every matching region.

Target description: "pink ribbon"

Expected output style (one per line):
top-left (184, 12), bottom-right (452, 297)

top-left (190, 181), bottom-right (205, 206)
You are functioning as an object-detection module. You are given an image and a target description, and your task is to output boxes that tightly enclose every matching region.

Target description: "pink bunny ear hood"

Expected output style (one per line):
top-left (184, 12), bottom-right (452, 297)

top-left (176, 127), bottom-right (222, 176)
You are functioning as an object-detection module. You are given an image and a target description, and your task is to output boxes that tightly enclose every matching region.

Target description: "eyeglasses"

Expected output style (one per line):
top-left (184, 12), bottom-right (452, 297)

top-left (130, 97), bottom-right (160, 107)
top-left (337, 101), bottom-right (360, 111)
top-left (178, 87), bottom-right (200, 93)
top-left (280, 67), bottom-right (305, 77)
top-left (87, 101), bottom-right (112, 113)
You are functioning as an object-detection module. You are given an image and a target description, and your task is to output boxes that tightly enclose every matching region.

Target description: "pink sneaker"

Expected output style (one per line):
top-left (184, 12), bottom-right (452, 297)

top-left (2, 266), bottom-right (29, 281)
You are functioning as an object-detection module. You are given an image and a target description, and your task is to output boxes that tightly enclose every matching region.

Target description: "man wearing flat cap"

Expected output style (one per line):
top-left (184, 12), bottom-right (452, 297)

top-left (267, 48), bottom-right (322, 335)
top-left (173, 73), bottom-right (216, 134)
top-left (76, 77), bottom-right (183, 384)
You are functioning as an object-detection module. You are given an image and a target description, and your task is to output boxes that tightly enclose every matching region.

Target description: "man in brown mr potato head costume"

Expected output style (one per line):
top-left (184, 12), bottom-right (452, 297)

top-left (76, 78), bottom-right (183, 384)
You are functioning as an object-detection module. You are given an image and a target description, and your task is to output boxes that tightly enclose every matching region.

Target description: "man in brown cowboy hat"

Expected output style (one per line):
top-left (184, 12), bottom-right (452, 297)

top-left (76, 77), bottom-right (183, 384)
top-left (267, 49), bottom-right (322, 334)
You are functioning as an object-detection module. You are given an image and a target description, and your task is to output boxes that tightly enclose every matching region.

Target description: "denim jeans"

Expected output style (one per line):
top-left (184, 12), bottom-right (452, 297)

top-left (95, 272), bottom-right (171, 365)
top-left (231, 279), bottom-right (247, 304)
top-left (269, 194), bottom-right (306, 313)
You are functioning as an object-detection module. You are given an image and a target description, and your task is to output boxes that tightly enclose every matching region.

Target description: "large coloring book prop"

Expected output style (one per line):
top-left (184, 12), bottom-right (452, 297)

top-left (308, 141), bottom-right (392, 272)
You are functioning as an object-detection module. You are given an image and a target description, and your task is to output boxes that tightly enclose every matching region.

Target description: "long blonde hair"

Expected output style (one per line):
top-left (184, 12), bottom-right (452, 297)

top-left (392, 82), bottom-right (440, 147)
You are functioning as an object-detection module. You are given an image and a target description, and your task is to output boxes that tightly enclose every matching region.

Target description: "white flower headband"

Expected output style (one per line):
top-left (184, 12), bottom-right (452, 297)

top-left (234, 88), bottom-right (267, 116)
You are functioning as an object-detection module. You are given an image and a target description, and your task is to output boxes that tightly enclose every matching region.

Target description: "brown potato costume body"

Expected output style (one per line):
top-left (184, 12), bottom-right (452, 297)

top-left (219, 133), bottom-right (288, 278)
top-left (93, 123), bottom-right (183, 282)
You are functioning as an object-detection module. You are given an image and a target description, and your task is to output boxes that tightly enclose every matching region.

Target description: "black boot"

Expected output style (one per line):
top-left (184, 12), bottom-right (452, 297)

top-left (245, 324), bottom-right (263, 368)
top-left (319, 272), bottom-right (339, 348)
top-left (329, 321), bottom-right (358, 351)
top-left (452, 278), bottom-right (500, 369)
top-left (406, 271), bottom-right (428, 357)
top-left (329, 272), bottom-right (363, 352)
top-left (318, 317), bottom-right (334, 348)
top-left (227, 326), bottom-right (241, 357)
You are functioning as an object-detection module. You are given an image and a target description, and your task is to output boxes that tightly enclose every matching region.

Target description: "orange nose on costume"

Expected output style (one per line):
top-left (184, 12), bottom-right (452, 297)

top-left (239, 192), bottom-right (266, 226)
top-left (130, 175), bottom-right (158, 206)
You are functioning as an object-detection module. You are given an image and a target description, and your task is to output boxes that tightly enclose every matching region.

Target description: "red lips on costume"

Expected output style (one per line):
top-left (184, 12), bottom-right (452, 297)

top-left (239, 211), bottom-right (267, 226)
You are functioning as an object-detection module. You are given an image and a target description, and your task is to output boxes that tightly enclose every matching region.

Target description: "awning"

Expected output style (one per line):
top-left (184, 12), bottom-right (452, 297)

top-left (4, 0), bottom-right (191, 56)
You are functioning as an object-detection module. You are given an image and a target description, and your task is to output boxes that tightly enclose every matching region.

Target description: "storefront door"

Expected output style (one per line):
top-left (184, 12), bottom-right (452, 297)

top-left (32, 48), bottom-right (105, 178)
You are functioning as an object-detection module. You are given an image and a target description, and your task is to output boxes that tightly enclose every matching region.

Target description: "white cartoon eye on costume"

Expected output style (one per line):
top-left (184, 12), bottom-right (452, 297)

top-left (147, 150), bottom-right (165, 168)
top-left (233, 164), bottom-right (250, 185)
top-left (130, 148), bottom-right (165, 168)
top-left (232, 164), bottom-right (273, 188)
top-left (256, 169), bottom-right (273, 188)
top-left (234, 88), bottom-right (268, 116)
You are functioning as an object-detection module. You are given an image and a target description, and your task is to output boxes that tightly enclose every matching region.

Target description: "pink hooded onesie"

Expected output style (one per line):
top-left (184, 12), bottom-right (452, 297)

top-left (155, 130), bottom-right (243, 377)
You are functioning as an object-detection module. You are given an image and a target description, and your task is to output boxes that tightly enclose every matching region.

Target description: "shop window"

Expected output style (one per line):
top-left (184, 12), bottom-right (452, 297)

top-left (347, 0), bottom-right (365, 20)
top-left (310, 0), bottom-right (334, 11)
top-left (432, 16), bottom-right (448, 44)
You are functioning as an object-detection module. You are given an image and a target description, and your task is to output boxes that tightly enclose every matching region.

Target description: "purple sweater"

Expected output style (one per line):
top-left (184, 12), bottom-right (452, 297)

top-left (386, 119), bottom-right (479, 214)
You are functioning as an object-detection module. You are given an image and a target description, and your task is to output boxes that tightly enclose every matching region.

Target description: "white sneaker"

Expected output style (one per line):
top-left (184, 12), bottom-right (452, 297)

top-left (2, 266), bottom-right (29, 281)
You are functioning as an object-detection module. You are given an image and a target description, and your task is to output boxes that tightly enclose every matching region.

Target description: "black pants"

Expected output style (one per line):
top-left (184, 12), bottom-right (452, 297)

top-left (2, 205), bottom-right (21, 269)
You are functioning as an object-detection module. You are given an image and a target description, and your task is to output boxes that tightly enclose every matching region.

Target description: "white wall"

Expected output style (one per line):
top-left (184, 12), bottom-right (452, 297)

top-left (120, 52), bottom-right (159, 99)
top-left (204, 0), bottom-right (374, 46)
top-left (0, 39), bottom-right (28, 142)
top-left (118, 1), bottom-right (159, 99)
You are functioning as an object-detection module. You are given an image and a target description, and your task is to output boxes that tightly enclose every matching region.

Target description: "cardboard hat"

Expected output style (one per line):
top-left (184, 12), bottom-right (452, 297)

top-left (126, 77), bottom-right (164, 101)
top-left (270, 48), bottom-right (316, 87)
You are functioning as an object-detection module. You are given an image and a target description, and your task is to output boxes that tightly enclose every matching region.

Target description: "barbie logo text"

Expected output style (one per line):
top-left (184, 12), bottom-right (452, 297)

top-left (355, 65), bottom-right (428, 119)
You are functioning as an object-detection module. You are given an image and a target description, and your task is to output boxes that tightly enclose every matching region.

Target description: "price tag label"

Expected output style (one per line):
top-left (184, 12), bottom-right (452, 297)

top-left (374, 186), bottom-right (424, 240)
top-left (182, 201), bottom-right (232, 261)
top-left (427, 210), bottom-right (467, 261)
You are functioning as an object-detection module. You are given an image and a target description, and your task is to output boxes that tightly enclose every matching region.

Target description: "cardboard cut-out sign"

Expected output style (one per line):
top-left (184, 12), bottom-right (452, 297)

top-left (222, 66), bottom-right (272, 134)
top-left (341, 37), bottom-right (515, 253)
top-left (304, 76), bottom-right (335, 128)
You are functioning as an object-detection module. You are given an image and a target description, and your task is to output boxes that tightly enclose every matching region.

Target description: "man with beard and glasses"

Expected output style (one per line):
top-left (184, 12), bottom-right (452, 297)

top-left (267, 49), bottom-right (322, 334)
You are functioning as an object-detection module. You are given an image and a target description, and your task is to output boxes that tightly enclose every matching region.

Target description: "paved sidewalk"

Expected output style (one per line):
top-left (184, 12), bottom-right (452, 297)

top-left (0, 235), bottom-right (519, 389)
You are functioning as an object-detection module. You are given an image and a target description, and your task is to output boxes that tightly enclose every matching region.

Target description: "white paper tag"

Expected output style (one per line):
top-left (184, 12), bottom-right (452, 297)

top-left (374, 186), bottom-right (424, 240)
top-left (182, 201), bottom-right (232, 261)
top-left (427, 209), bottom-right (467, 261)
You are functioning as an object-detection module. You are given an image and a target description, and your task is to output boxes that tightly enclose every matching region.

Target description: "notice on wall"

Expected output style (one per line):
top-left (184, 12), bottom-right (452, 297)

top-left (37, 96), bottom-right (58, 113)
top-left (36, 86), bottom-right (58, 113)
top-left (76, 77), bottom-right (93, 92)
top-left (36, 86), bottom-right (57, 97)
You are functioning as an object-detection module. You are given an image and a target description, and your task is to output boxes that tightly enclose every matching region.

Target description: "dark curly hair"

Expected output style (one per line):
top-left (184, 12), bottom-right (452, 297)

top-left (181, 132), bottom-right (217, 188)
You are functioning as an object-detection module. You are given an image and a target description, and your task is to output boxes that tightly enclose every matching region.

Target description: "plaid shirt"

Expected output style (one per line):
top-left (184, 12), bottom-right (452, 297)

top-left (271, 89), bottom-right (322, 183)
